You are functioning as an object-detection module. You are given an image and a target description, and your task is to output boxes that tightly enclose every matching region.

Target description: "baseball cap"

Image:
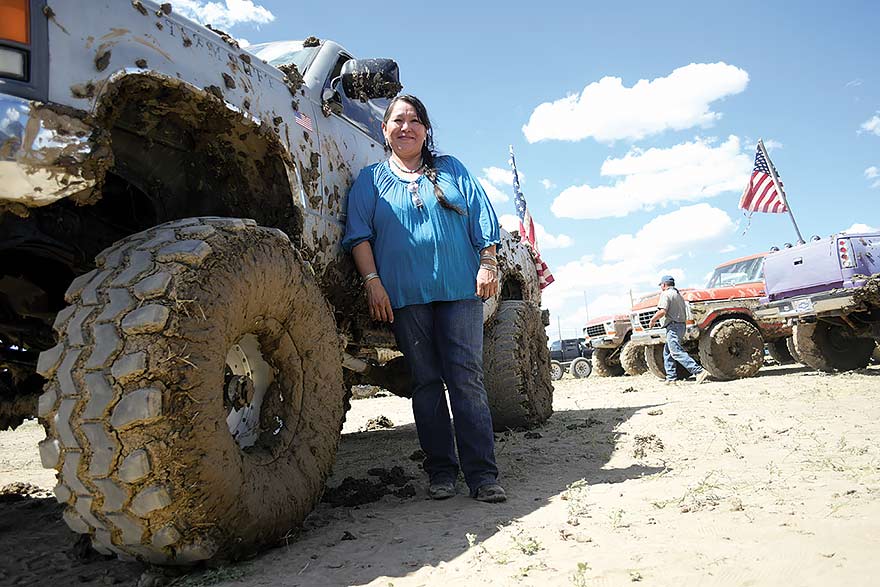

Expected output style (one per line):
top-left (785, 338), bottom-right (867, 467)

top-left (659, 275), bottom-right (675, 286)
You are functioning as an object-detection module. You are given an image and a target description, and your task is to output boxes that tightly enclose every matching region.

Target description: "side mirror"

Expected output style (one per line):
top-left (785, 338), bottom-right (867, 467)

top-left (340, 58), bottom-right (402, 102)
top-left (321, 87), bottom-right (343, 115)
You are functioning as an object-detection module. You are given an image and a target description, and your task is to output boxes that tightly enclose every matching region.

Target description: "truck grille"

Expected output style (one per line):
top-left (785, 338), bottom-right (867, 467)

top-left (585, 324), bottom-right (605, 338)
top-left (635, 310), bottom-right (654, 329)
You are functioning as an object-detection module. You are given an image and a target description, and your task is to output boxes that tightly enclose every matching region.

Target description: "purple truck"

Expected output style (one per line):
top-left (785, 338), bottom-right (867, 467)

top-left (756, 231), bottom-right (880, 372)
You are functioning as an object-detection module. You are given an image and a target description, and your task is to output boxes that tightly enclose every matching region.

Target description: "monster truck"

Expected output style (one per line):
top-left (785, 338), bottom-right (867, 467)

top-left (756, 231), bottom-right (880, 372)
top-left (584, 310), bottom-right (651, 377)
top-left (628, 253), bottom-right (792, 381)
top-left (0, 0), bottom-right (552, 564)
top-left (548, 337), bottom-right (592, 380)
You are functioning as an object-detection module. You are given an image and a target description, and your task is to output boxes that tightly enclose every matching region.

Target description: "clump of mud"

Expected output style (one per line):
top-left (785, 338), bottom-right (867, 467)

top-left (633, 433), bottom-right (664, 459)
top-left (0, 482), bottom-right (52, 502)
top-left (303, 36), bottom-right (320, 48)
top-left (344, 71), bottom-right (402, 102)
top-left (852, 273), bottom-right (880, 307)
top-left (323, 466), bottom-right (415, 506)
top-left (363, 415), bottom-right (394, 430)
top-left (278, 63), bottom-right (304, 94)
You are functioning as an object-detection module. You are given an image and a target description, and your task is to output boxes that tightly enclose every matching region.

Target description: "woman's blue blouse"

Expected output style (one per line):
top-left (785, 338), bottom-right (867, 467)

top-left (342, 155), bottom-right (500, 309)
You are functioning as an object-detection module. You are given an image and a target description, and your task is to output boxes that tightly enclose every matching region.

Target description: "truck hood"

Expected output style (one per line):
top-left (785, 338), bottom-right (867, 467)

top-left (631, 282), bottom-right (765, 310)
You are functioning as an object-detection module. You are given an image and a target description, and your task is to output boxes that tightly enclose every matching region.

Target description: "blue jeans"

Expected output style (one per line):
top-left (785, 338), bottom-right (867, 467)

top-left (664, 322), bottom-right (704, 380)
top-left (391, 299), bottom-right (499, 495)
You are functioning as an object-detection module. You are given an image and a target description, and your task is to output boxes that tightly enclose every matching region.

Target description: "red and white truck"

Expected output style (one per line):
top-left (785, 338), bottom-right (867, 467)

top-left (628, 253), bottom-right (793, 380)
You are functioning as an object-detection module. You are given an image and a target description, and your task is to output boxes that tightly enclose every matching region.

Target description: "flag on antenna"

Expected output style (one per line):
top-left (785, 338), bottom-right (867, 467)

top-left (739, 143), bottom-right (787, 214)
top-left (509, 146), bottom-right (554, 289)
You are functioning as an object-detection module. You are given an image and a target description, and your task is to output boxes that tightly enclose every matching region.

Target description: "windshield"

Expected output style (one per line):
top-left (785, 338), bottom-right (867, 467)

top-left (705, 256), bottom-right (765, 288)
top-left (247, 40), bottom-right (320, 73)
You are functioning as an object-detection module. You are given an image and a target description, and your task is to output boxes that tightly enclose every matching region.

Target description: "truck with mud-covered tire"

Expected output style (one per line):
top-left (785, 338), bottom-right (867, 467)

top-left (584, 314), bottom-right (648, 377)
top-left (628, 253), bottom-right (792, 381)
top-left (0, 1), bottom-right (552, 565)
top-left (756, 232), bottom-right (880, 372)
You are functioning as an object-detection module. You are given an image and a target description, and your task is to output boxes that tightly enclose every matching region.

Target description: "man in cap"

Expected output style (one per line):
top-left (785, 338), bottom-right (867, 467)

top-left (648, 275), bottom-right (710, 384)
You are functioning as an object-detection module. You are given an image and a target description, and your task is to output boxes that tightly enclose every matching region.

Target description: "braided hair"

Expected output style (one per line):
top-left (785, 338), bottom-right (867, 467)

top-left (383, 95), bottom-right (464, 215)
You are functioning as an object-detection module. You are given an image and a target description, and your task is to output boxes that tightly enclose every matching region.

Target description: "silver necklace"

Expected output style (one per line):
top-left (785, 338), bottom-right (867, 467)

top-left (389, 157), bottom-right (425, 174)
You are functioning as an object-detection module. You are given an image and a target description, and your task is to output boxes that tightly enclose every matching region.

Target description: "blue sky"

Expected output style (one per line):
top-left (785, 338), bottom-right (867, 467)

top-left (169, 0), bottom-right (879, 339)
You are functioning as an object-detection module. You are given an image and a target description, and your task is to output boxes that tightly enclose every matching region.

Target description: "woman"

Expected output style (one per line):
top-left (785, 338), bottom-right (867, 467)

top-left (343, 95), bottom-right (506, 503)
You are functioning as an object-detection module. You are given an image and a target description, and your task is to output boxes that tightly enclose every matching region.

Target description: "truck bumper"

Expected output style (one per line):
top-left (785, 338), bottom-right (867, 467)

top-left (0, 94), bottom-right (102, 211)
top-left (586, 335), bottom-right (621, 349)
top-left (755, 290), bottom-right (858, 322)
top-left (630, 325), bottom-right (700, 346)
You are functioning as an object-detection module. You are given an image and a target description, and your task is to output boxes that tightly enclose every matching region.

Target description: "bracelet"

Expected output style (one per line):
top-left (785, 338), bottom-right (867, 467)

top-left (479, 264), bottom-right (497, 273)
top-left (480, 253), bottom-right (497, 261)
top-left (362, 272), bottom-right (380, 285)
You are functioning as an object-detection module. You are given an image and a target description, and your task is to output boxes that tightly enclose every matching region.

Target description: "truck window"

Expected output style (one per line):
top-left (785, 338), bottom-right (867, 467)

top-left (706, 256), bottom-right (766, 288)
top-left (550, 340), bottom-right (561, 351)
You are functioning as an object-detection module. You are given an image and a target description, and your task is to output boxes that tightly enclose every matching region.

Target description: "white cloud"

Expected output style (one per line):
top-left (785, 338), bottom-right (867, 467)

top-left (499, 214), bottom-right (572, 249)
top-left (719, 244), bottom-right (737, 254)
top-left (237, 38), bottom-right (251, 47)
top-left (541, 179), bottom-right (556, 190)
top-left (860, 113), bottom-right (880, 136)
top-left (483, 166), bottom-right (518, 186)
top-left (551, 135), bottom-right (751, 219)
top-left (541, 204), bottom-right (736, 336)
top-left (478, 178), bottom-right (509, 204)
top-left (845, 79), bottom-right (863, 88)
top-left (842, 223), bottom-right (877, 234)
top-left (762, 139), bottom-right (783, 151)
top-left (866, 166), bottom-right (880, 189)
top-left (169, 0), bottom-right (275, 28)
top-left (522, 62), bottom-right (748, 143)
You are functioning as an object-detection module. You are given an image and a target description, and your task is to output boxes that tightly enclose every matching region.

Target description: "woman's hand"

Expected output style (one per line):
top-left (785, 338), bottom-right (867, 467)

top-left (366, 279), bottom-right (394, 323)
top-left (476, 267), bottom-right (499, 300)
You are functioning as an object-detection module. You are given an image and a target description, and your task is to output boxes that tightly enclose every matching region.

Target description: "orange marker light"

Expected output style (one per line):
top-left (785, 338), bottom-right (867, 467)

top-left (0, 0), bottom-right (29, 45)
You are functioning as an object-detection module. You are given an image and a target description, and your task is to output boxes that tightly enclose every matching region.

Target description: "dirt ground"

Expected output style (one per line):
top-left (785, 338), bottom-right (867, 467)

top-left (2, 364), bottom-right (880, 586)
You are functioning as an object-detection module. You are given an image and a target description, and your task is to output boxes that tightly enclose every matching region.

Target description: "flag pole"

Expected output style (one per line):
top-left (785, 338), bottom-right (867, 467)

top-left (758, 139), bottom-right (805, 244)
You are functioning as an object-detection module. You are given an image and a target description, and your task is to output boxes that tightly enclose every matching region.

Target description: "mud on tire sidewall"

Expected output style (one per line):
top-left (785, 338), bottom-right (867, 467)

top-left (697, 319), bottom-right (764, 381)
top-left (793, 322), bottom-right (875, 372)
top-left (592, 347), bottom-right (624, 377)
top-left (620, 340), bottom-right (648, 376)
top-left (483, 301), bottom-right (553, 431)
top-left (37, 217), bottom-right (344, 564)
top-left (644, 344), bottom-right (690, 380)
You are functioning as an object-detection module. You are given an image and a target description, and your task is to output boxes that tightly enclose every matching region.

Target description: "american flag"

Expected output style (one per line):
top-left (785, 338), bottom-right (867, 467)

top-left (739, 142), bottom-right (787, 214)
top-left (294, 111), bottom-right (314, 132)
top-left (509, 146), bottom-right (554, 289)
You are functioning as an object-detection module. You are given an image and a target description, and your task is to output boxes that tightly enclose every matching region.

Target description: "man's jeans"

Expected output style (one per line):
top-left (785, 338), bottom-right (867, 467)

top-left (391, 299), bottom-right (498, 495)
top-left (663, 321), bottom-right (703, 380)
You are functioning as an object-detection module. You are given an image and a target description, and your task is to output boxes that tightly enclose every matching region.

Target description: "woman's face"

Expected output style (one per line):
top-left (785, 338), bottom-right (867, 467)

top-left (382, 100), bottom-right (427, 161)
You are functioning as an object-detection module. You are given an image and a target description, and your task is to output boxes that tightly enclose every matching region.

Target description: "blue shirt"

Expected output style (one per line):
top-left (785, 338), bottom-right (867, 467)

top-left (343, 155), bottom-right (500, 309)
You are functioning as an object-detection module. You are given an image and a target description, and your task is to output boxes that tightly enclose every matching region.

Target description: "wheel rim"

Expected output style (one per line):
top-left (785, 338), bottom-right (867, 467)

top-left (225, 333), bottom-right (274, 449)
top-left (551, 363), bottom-right (562, 379)
top-left (574, 360), bottom-right (590, 377)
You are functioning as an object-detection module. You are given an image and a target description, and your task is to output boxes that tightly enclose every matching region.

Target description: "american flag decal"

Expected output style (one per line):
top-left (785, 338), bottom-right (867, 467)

top-left (294, 111), bottom-right (314, 132)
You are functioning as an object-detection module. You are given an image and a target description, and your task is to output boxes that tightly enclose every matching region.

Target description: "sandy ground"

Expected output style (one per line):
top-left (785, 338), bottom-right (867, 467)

top-left (2, 364), bottom-right (880, 586)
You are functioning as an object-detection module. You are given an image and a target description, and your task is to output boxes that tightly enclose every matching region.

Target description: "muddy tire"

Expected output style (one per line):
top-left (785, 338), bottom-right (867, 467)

top-left (570, 357), bottom-right (592, 379)
top-left (592, 348), bottom-right (624, 377)
top-left (36, 217), bottom-right (345, 565)
top-left (698, 319), bottom-right (763, 380)
top-left (483, 301), bottom-right (553, 431)
top-left (644, 344), bottom-right (690, 380)
top-left (792, 322), bottom-right (875, 372)
top-left (786, 336), bottom-right (802, 364)
top-left (767, 338), bottom-right (795, 365)
top-left (620, 341), bottom-right (648, 376)
top-left (550, 361), bottom-right (564, 381)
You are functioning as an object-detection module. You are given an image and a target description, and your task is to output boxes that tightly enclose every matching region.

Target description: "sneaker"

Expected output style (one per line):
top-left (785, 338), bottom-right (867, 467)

top-left (428, 481), bottom-right (456, 500)
top-left (695, 370), bottom-right (710, 384)
top-left (474, 484), bottom-right (507, 503)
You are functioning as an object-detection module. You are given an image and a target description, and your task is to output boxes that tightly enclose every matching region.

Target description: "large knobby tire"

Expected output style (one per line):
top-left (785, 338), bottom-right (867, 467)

top-left (592, 347), bottom-right (624, 377)
top-left (549, 361), bottom-right (564, 381)
top-left (620, 341), bottom-right (648, 376)
top-left (570, 357), bottom-right (592, 379)
top-left (792, 322), bottom-right (875, 372)
top-left (698, 319), bottom-right (764, 380)
top-left (483, 301), bottom-right (553, 431)
top-left (767, 338), bottom-right (795, 365)
top-left (644, 344), bottom-right (689, 380)
top-left (35, 217), bottom-right (345, 565)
